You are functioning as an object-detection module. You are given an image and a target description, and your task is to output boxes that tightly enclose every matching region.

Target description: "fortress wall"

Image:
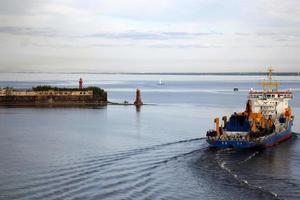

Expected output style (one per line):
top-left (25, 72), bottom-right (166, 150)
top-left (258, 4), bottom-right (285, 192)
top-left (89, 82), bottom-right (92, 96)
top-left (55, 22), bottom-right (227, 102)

top-left (0, 90), bottom-right (93, 96)
top-left (0, 93), bottom-right (107, 106)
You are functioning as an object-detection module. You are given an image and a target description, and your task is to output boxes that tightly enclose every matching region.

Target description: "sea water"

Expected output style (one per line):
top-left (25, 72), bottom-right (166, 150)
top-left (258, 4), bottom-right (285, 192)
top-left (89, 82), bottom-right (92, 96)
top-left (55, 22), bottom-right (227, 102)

top-left (0, 73), bottom-right (300, 200)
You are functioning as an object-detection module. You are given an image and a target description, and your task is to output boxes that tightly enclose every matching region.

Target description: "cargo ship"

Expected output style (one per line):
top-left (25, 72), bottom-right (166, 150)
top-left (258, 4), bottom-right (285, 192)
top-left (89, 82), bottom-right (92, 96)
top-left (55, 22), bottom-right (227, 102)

top-left (206, 68), bottom-right (294, 149)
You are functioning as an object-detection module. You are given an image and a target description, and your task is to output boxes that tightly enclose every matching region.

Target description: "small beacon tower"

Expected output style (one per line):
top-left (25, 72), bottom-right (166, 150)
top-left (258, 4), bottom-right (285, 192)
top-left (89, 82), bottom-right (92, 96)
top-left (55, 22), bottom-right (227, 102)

top-left (134, 88), bottom-right (143, 106)
top-left (79, 78), bottom-right (83, 90)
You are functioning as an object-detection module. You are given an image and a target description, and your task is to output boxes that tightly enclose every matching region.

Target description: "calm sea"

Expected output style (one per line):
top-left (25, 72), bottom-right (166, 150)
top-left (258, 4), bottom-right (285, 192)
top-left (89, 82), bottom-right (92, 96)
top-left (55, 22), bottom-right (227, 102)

top-left (0, 73), bottom-right (300, 200)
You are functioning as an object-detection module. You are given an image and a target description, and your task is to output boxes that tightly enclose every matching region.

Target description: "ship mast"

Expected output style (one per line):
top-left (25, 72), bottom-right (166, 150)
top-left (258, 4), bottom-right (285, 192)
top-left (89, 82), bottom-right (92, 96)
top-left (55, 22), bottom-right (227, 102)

top-left (261, 67), bottom-right (280, 91)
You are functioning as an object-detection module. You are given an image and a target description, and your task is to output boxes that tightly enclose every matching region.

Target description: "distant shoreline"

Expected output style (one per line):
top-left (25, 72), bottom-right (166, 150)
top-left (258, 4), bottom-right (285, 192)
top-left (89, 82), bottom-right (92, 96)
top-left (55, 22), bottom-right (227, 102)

top-left (0, 72), bottom-right (299, 76)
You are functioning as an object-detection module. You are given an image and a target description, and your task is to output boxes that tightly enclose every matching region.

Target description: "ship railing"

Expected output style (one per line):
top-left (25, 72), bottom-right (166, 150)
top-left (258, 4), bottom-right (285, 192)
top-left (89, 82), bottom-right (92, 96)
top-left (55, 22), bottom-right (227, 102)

top-left (249, 91), bottom-right (293, 99)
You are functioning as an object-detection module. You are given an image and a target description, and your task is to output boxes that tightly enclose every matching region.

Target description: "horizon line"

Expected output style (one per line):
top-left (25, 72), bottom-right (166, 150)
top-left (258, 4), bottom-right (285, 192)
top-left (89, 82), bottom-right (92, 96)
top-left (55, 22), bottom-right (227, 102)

top-left (0, 71), bottom-right (299, 76)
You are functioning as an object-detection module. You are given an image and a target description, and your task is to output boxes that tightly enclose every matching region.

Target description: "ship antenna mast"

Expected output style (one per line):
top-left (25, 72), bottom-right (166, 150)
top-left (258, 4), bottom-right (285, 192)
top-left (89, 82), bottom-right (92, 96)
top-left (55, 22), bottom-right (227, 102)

top-left (261, 66), bottom-right (280, 92)
top-left (268, 67), bottom-right (273, 81)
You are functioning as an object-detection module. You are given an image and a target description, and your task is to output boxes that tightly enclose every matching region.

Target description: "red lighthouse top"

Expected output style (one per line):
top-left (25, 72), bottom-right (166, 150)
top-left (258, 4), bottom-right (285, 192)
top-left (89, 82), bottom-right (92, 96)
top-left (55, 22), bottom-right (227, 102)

top-left (79, 78), bottom-right (83, 90)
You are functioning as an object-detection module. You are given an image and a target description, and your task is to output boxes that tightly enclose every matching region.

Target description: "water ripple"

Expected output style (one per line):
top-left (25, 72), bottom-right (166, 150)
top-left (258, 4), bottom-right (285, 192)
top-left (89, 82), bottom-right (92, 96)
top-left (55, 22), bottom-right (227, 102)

top-left (2, 138), bottom-right (205, 200)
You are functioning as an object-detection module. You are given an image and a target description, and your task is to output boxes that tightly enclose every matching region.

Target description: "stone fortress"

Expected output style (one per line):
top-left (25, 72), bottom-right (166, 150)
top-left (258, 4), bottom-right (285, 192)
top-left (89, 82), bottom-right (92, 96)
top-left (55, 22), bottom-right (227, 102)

top-left (0, 78), bottom-right (107, 106)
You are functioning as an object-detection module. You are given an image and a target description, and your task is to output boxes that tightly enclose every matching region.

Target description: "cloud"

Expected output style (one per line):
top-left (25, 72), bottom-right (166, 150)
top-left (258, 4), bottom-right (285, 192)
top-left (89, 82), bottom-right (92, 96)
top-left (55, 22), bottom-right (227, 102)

top-left (0, 25), bottom-right (222, 40)
top-left (255, 0), bottom-right (300, 25)
top-left (90, 43), bottom-right (135, 48)
top-left (86, 31), bottom-right (222, 40)
top-left (254, 44), bottom-right (300, 48)
top-left (234, 31), bottom-right (300, 44)
top-left (0, 26), bottom-right (57, 37)
top-left (0, 0), bottom-right (41, 15)
top-left (148, 44), bottom-right (223, 48)
top-left (0, 0), bottom-right (300, 72)
top-left (29, 42), bottom-right (136, 48)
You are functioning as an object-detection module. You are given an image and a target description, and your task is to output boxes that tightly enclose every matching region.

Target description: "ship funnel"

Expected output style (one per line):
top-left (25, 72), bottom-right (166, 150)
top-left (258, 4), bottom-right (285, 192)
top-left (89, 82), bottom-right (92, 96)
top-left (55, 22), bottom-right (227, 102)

top-left (214, 117), bottom-right (220, 137)
top-left (245, 99), bottom-right (252, 115)
top-left (222, 116), bottom-right (227, 127)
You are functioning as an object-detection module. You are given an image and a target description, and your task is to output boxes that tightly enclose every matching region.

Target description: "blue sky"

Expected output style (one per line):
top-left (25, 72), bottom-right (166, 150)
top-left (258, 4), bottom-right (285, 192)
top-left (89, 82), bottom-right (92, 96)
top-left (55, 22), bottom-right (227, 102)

top-left (0, 0), bottom-right (299, 72)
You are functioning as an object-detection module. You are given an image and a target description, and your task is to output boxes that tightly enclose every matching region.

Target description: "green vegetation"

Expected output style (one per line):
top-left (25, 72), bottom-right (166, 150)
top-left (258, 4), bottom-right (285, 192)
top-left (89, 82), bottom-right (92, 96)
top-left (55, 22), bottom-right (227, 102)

top-left (86, 86), bottom-right (106, 98)
top-left (32, 85), bottom-right (106, 97)
top-left (33, 85), bottom-right (79, 91)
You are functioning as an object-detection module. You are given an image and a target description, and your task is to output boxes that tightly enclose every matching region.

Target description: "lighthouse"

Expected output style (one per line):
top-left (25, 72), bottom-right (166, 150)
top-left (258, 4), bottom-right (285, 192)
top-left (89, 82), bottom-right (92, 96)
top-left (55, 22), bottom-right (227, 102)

top-left (134, 88), bottom-right (143, 106)
top-left (79, 78), bottom-right (83, 90)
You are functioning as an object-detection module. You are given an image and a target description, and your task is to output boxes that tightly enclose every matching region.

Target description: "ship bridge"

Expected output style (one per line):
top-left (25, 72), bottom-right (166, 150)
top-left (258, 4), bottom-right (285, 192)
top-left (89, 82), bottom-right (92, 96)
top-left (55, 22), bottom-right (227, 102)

top-left (248, 67), bottom-right (293, 119)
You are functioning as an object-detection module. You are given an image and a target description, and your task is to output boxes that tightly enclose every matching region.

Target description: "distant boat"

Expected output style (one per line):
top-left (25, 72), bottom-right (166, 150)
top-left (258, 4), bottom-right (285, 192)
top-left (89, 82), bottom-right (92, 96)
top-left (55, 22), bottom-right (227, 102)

top-left (158, 79), bottom-right (165, 85)
top-left (233, 88), bottom-right (239, 91)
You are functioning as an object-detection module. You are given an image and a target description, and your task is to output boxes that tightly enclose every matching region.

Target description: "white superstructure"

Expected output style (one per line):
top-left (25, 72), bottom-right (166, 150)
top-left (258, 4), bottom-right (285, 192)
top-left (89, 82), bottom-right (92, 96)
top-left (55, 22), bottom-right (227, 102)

top-left (248, 68), bottom-right (293, 119)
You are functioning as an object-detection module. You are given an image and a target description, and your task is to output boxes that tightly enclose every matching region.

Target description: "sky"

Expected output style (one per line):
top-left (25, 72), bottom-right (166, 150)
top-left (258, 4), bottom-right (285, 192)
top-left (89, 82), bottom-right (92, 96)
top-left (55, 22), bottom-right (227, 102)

top-left (0, 0), bottom-right (299, 72)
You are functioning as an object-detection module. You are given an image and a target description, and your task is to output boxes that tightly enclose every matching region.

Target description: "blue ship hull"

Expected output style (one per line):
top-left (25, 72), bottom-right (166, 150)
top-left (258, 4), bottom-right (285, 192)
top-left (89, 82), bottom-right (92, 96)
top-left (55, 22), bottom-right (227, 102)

top-left (206, 121), bottom-right (293, 149)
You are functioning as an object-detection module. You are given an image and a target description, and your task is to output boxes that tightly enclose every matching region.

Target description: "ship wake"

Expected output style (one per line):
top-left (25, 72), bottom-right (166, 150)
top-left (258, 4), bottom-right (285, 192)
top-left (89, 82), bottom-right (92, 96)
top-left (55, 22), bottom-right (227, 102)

top-left (1, 137), bottom-right (295, 200)
top-left (215, 149), bottom-right (282, 200)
